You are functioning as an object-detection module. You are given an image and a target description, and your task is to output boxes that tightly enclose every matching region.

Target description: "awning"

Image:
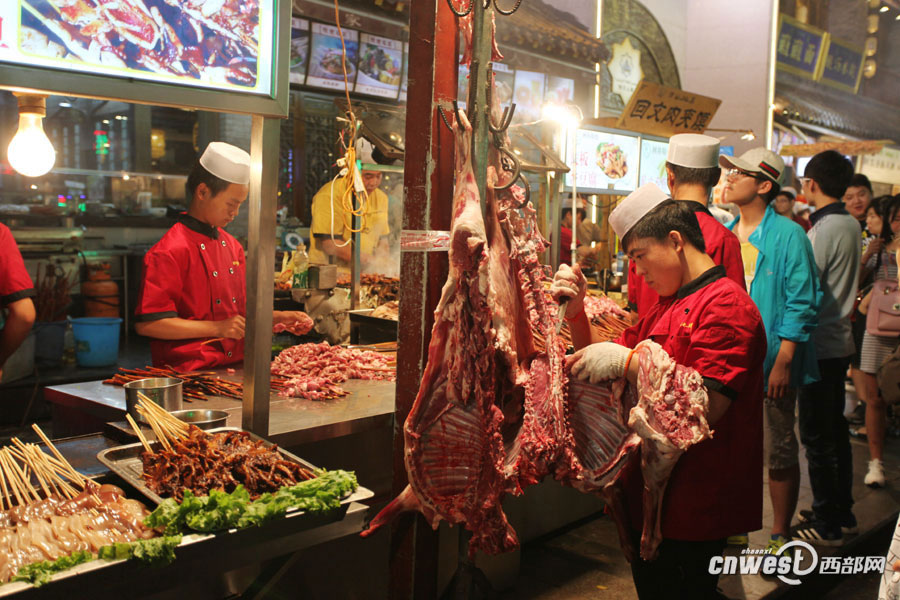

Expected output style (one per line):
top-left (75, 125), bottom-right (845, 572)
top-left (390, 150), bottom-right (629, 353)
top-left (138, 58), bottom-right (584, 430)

top-left (775, 71), bottom-right (900, 142)
top-left (495, 0), bottom-right (609, 65)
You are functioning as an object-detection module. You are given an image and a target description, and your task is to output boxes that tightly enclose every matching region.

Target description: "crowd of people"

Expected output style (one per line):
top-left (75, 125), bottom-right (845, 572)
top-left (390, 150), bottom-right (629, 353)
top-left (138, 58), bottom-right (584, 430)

top-left (552, 133), bottom-right (900, 599)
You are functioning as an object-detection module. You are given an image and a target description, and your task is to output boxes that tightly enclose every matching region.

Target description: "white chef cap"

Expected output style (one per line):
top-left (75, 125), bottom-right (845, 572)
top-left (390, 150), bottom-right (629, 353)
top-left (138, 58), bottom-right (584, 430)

top-left (666, 133), bottom-right (720, 169)
top-left (199, 142), bottom-right (251, 185)
top-left (609, 183), bottom-right (671, 240)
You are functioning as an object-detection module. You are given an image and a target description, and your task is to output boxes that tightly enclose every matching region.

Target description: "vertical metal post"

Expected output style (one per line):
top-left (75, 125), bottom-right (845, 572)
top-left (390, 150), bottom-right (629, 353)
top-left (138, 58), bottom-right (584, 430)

top-left (468, 0), bottom-right (494, 213)
top-left (243, 115), bottom-right (280, 436)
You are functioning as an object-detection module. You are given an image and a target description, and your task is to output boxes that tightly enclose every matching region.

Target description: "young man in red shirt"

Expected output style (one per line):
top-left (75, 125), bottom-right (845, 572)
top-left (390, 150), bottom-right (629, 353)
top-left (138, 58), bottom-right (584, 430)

top-left (628, 134), bottom-right (745, 317)
top-left (135, 142), bottom-right (305, 371)
top-left (553, 183), bottom-right (767, 599)
top-left (0, 224), bottom-right (36, 380)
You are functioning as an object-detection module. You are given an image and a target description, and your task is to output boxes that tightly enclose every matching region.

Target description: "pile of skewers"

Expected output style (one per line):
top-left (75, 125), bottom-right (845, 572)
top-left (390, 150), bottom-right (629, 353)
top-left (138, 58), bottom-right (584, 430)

top-left (33, 263), bottom-right (76, 323)
top-left (104, 366), bottom-right (291, 401)
top-left (126, 394), bottom-right (315, 501)
top-left (0, 425), bottom-right (155, 583)
top-left (0, 425), bottom-right (90, 509)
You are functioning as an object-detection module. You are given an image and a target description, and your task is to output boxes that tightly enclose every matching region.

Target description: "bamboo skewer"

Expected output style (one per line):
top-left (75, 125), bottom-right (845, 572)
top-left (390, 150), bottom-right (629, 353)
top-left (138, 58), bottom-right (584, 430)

top-left (126, 415), bottom-right (152, 453)
top-left (0, 450), bottom-right (28, 507)
top-left (31, 425), bottom-right (85, 488)
top-left (5, 452), bottom-right (40, 502)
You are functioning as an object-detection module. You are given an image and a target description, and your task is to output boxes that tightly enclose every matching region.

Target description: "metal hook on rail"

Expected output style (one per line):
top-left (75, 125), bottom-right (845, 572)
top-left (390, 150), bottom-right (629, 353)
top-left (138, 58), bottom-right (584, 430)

top-left (446, 0), bottom-right (474, 17)
top-left (494, 147), bottom-right (521, 191)
top-left (437, 101), bottom-right (465, 131)
top-left (489, 103), bottom-right (516, 135)
top-left (493, 0), bottom-right (524, 16)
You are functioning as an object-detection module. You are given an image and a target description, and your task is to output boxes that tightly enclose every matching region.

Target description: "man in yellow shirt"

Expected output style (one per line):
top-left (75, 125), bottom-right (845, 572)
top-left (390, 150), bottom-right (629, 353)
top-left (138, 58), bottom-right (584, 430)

top-left (308, 170), bottom-right (390, 269)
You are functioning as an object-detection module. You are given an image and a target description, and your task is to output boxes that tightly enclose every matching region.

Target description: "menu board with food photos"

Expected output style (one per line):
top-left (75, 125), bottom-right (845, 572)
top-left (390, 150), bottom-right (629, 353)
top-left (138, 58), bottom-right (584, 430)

top-left (546, 76), bottom-right (575, 104)
top-left (399, 42), bottom-right (409, 102)
top-left (289, 18), bottom-right (310, 85)
top-left (306, 23), bottom-right (358, 91)
top-left (493, 63), bottom-right (515, 108)
top-left (355, 33), bottom-right (403, 99)
top-left (3, 0), bottom-right (275, 96)
top-left (512, 70), bottom-right (546, 123)
top-left (566, 129), bottom-right (640, 193)
top-left (638, 138), bottom-right (670, 192)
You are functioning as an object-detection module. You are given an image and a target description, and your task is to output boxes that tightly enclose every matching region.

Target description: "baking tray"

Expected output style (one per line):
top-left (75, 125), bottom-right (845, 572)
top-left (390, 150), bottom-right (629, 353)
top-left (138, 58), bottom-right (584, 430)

top-left (96, 427), bottom-right (373, 507)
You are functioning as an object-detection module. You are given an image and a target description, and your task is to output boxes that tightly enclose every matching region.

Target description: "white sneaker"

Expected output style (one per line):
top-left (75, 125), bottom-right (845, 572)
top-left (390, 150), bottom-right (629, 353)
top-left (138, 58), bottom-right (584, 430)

top-left (865, 459), bottom-right (885, 488)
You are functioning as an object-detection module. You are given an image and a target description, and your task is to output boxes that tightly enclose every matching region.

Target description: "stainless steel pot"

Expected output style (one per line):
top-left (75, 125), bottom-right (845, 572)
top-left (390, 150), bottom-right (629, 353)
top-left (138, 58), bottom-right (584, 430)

top-left (169, 409), bottom-right (228, 430)
top-left (124, 377), bottom-right (183, 421)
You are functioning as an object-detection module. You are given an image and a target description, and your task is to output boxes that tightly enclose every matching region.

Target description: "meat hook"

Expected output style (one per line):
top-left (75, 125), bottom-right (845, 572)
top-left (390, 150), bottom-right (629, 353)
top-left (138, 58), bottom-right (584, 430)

top-left (494, 0), bottom-right (524, 16)
top-left (494, 146), bottom-right (521, 191)
top-left (488, 103), bottom-right (516, 135)
top-left (446, 0), bottom-right (474, 17)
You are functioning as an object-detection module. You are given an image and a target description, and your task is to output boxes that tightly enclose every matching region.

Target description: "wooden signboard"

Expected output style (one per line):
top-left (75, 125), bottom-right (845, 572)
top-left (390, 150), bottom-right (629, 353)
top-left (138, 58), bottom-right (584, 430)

top-left (616, 80), bottom-right (721, 137)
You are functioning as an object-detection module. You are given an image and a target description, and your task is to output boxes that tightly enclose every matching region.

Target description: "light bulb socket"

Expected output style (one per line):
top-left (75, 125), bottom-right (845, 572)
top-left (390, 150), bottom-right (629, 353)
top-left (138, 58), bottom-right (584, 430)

top-left (13, 93), bottom-right (47, 117)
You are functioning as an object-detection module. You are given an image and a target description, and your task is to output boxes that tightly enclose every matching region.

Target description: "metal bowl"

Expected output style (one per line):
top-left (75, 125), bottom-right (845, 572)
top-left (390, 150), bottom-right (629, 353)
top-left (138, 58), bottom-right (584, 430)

top-left (124, 377), bottom-right (183, 422)
top-left (169, 409), bottom-right (228, 430)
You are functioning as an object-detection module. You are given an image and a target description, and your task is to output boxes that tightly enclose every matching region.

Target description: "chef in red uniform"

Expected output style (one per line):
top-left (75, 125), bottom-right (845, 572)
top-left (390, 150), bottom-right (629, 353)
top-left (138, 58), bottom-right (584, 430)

top-left (552, 183), bottom-right (766, 599)
top-left (135, 142), bottom-right (304, 372)
top-left (628, 134), bottom-right (745, 316)
top-left (0, 223), bottom-right (36, 380)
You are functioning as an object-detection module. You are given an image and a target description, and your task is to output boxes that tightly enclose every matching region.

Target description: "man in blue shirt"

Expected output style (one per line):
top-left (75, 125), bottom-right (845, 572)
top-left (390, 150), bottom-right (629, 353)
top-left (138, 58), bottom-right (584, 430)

top-left (722, 148), bottom-right (821, 554)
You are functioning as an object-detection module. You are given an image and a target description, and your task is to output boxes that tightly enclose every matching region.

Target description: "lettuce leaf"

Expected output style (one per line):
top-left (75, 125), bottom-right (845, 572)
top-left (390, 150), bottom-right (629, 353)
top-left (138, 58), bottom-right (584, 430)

top-left (144, 470), bottom-right (358, 534)
top-left (10, 550), bottom-right (93, 587)
top-left (98, 535), bottom-right (182, 566)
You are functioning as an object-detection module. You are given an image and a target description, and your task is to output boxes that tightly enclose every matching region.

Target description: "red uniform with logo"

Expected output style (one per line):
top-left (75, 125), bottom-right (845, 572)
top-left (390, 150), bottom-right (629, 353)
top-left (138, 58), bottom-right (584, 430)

top-left (616, 266), bottom-right (766, 540)
top-left (628, 203), bottom-right (745, 316)
top-left (0, 224), bottom-right (35, 307)
top-left (136, 215), bottom-right (245, 371)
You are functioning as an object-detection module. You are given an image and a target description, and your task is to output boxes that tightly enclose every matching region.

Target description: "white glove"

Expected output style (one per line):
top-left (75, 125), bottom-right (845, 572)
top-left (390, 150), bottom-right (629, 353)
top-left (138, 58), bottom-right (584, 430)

top-left (568, 342), bottom-right (631, 383)
top-left (550, 263), bottom-right (586, 320)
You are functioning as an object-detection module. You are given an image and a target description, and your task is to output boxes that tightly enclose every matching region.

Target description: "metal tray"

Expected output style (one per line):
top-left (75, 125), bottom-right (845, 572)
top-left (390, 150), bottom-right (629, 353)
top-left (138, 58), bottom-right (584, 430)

top-left (96, 427), bottom-right (373, 507)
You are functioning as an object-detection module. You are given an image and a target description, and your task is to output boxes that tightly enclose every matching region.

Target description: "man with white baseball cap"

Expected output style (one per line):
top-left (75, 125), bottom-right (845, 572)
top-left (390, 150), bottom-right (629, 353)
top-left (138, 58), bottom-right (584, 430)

top-left (551, 182), bottom-right (767, 598)
top-left (627, 134), bottom-right (745, 317)
top-left (136, 142), bottom-right (305, 371)
top-left (722, 147), bottom-right (821, 555)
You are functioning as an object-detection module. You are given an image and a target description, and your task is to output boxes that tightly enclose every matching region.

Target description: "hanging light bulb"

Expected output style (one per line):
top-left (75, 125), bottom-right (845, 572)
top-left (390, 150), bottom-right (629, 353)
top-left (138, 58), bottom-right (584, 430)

top-left (7, 94), bottom-right (56, 178)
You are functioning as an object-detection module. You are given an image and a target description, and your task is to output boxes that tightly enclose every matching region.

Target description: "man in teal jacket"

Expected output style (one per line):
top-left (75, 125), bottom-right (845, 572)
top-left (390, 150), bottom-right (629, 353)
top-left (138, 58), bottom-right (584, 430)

top-left (722, 148), bottom-right (821, 553)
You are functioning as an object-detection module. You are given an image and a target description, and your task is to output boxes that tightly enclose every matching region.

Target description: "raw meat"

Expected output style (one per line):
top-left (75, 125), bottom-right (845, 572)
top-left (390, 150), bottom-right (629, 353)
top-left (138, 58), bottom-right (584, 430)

top-left (362, 103), bottom-right (576, 555)
top-left (271, 342), bottom-right (395, 401)
top-left (272, 313), bottom-right (314, 336)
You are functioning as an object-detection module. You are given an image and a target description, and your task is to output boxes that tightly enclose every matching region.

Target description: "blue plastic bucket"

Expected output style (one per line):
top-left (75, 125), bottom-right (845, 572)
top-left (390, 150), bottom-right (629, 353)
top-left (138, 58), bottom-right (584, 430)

top-left (70, 317), bottom-right (122, 367)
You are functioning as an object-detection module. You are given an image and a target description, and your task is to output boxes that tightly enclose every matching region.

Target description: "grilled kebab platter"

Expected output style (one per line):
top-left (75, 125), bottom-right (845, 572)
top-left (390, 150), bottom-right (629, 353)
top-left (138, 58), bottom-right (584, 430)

top-left (0, 402), bottom-right (370, 592)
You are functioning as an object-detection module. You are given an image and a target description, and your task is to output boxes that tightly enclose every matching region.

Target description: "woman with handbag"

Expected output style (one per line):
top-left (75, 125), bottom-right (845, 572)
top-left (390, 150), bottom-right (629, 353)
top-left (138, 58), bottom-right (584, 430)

top-left (858, 195), bottom-right (900, 487)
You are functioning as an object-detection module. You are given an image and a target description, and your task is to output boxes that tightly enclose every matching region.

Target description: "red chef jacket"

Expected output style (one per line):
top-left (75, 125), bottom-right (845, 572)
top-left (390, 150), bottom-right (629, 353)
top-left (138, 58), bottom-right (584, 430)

top-left (136, 214), bottom-right (245, 371)
top-left (616, 265), bottom-right (766, 541)
top-left (560, 226), bottom-right (578, 266)
top-left (628, 202), bottom-right (745, 316)
top-left (0, 223), bottom-right (35, 307)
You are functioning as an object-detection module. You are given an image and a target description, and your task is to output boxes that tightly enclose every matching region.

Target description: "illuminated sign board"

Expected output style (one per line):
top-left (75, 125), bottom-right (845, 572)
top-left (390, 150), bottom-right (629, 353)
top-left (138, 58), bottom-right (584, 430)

top-left (0, 0), bottom-right (275, 95)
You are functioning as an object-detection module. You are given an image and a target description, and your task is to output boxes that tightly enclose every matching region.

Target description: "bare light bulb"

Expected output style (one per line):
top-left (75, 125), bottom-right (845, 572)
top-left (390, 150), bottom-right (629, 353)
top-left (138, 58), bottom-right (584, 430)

top-left (7, 98), bottom-right (56, 178)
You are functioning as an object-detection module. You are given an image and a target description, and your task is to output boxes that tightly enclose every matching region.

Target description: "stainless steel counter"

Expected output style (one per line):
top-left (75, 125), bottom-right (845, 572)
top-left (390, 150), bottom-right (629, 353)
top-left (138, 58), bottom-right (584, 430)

top-left (44, 370), bottom-right (396, 446)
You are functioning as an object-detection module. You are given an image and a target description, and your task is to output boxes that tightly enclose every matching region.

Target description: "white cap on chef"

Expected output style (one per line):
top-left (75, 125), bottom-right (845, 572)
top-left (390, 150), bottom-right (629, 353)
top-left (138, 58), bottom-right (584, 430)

top-left (666, 133), bottom-right (720, 169)
top-left (199, 142), bottom-right (251, 185)
top-left (609, 183), bottom-right (671, 240)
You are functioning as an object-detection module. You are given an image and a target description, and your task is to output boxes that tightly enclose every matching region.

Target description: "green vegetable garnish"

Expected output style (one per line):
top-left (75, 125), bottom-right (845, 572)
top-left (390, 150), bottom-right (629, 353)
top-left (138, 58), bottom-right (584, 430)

top-left (10, 550), bottom-right (93, 587)
top-left (98, 535), bottom-right (182, 567)
top-left (144, 470), bottom-right (358, 534)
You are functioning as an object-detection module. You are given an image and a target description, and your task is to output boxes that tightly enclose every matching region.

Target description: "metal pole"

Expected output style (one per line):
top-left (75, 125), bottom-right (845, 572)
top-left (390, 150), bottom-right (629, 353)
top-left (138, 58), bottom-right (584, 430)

top-left (469, 0), bottom-right (493, 214)
top-left (570, 123), bottom-right (577, 267)
top-left (243, 115), bottom-right (279, 436)
top-left (351, 192), bottom-right (360, 310)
